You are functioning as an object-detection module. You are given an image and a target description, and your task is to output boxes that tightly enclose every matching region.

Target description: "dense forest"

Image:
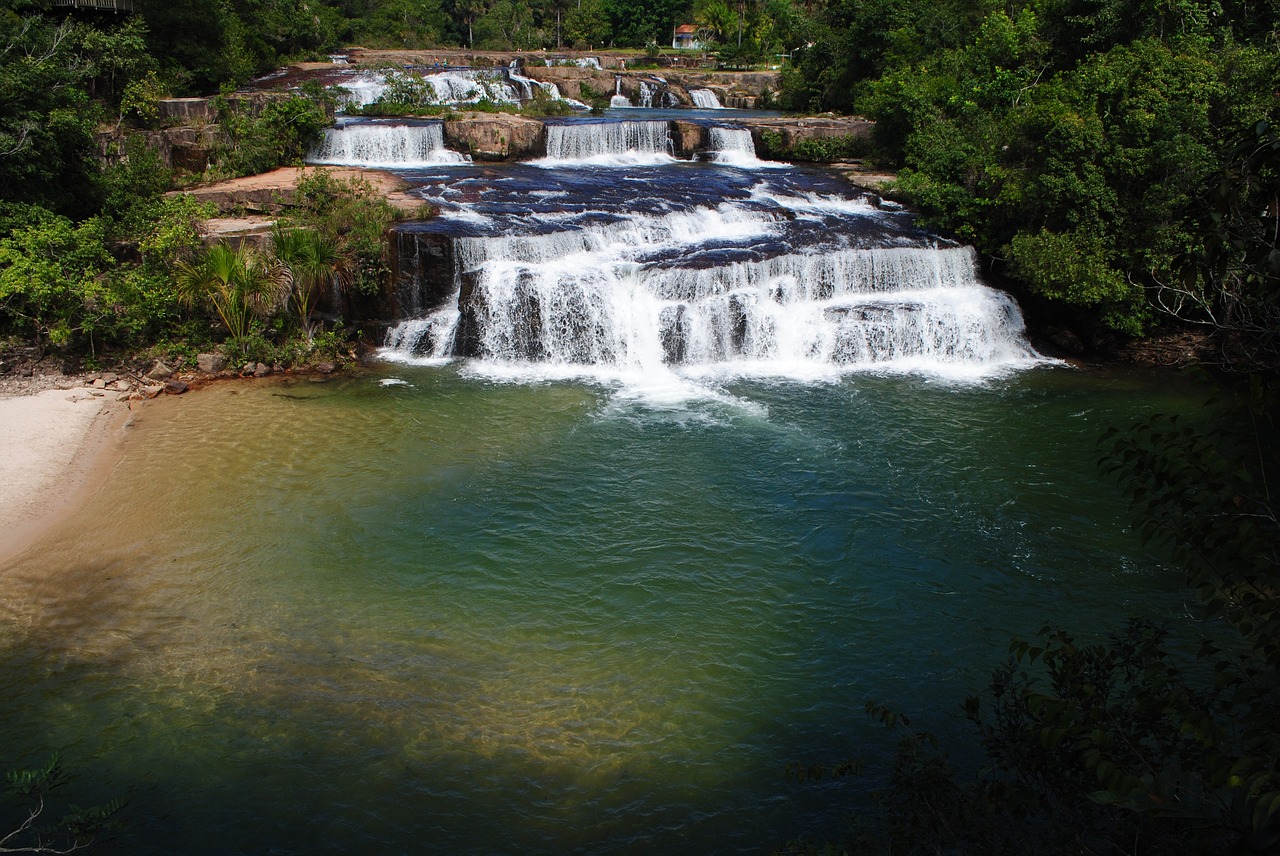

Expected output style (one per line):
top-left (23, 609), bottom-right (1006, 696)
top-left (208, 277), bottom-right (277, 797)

top-left (1, 0), bottom-right (1276, 364)
top-left (1, 0), bottom-right (1277, 852)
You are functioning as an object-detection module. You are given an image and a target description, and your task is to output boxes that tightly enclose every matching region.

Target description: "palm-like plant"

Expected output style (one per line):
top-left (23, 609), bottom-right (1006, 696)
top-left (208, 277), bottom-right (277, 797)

top-left (176, 242), bottom-right (288, 350)
top-left (272, 225), bottom-right (350, 341)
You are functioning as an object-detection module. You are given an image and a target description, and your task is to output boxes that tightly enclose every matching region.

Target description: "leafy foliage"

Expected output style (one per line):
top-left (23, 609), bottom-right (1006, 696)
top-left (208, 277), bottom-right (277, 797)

top-left (0, 215), bottom-right (114, 354)
top-left (2, 754), bottom-right (124, 854)
top-left (281, 169), bottom-right (405, 297)
top-left (272, 224), bottom-right (351, 339)
top-left (205, 90), bottom-right (331, 181)
top-left (175, 242), bottom-right (289, 350)
top-left (784, 0), bottom-right (1279, 350)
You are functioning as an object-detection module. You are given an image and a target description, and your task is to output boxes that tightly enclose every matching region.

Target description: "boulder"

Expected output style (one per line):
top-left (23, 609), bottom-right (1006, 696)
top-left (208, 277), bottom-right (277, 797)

top-left (164, 379), bottom-right (189, 395)
top-left (1046, 328), bottom-right (1086, 356)
top-left (443, 113), bottom-right (545, 161)
top-left (253, 362), bottom-right (271, 378)
top-left (670, 121), bottom-right (704, 159)
top-left (147, 361), bottom-right (174, 380)
top-left (197, 353), bottom-right (226, 373)
top-left (142, 384), bottom-right (165, 399)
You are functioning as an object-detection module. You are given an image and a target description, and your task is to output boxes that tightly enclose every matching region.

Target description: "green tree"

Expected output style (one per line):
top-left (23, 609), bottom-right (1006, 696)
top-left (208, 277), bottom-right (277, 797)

top-left (281, 169), bottom-right (405, 299)
top-left (206, 89), bottom-right (331, 180)
top-left (474, 0), bottom-right (538, 49)
top-left (564, 0), bottom-right (610, 48)
top-left (604, 0), bottom-right (687, 47)
top-left (176, 242), bottom-right (288, 350)
top-left (0, 15), bottom-right (105, 218)
top-left (0, 215), bottom-right (114, 354)
top-left (355, 0), bottom-right (449, 48)
top-left (272, 224), bottom-right (350, 339)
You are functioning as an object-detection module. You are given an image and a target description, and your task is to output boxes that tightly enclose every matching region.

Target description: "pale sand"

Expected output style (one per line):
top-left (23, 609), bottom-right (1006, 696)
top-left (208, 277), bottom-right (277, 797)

top-left (0, 389), bottom-right (132, 565)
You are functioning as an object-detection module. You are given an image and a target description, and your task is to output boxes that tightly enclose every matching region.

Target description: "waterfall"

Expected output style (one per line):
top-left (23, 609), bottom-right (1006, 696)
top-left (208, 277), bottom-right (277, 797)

top-left (542, 121), bottom-right (675, 165)
top-left (708, 127), bottom-right (767, 167)
top-left (336, 72), bottom-right (389, 110)
top-left (383, 201), bottom-right (1041, 378)
top-left (333, 68), bottom-right (583, 112)
top-left (307, 122), bottom-right (469, 167)
top-left (637, 80), bottom-right (676, 109)
top-left (611, 76), bottom-right (633, 107)
top-left (690, 89), bottom-right (724, 109)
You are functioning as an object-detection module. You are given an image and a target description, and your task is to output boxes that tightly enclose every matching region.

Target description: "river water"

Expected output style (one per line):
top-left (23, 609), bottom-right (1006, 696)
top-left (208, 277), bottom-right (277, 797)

top-left (0, 117), bottom-right (1206, 853)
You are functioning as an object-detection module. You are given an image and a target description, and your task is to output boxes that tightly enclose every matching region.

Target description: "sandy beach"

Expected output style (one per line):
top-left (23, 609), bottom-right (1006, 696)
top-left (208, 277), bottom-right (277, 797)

top-left (0, 388), bottom-right (131, 565)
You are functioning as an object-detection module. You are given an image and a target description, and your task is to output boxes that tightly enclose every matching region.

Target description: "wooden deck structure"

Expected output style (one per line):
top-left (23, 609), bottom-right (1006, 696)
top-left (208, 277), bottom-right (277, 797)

top-left (52, 0), bottom-right (135, 12)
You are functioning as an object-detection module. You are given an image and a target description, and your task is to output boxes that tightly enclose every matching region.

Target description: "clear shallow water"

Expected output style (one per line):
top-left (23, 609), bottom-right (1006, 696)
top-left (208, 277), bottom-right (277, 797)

top-left (0, 364), bottom-right (1203, 854)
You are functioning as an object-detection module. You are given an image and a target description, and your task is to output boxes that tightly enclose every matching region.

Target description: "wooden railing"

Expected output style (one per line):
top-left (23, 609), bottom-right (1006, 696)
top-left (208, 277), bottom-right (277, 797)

top-left (52, 0), bottom-right (135, 12)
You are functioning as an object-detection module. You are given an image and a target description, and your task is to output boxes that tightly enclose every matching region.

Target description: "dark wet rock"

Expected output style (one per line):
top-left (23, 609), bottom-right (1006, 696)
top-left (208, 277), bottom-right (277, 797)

top-left (660, 304), bottom-right (690, 364)
top-left (164, 379), bottom-right (189, 394)
top-left (1046, 328), bottom-right (1086, 356)
top-left (671, 121), bottom-right (704, 159)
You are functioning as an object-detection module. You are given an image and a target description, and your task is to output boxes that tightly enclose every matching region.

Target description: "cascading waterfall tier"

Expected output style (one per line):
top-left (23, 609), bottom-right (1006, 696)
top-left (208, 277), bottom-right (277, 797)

top-left (382, 162), bottom-right (1043, 379)
top-left (307, 121), bottom-right (468, 167)
top-left (690, 89), bottom-right (724, 109)
top-left (333, 67), bottom-right (577, 113)
top-left (638, 79), bottom-right (677, 109)
top-left (708, 127), bottom-right (765, 167)
top-left (542, 121), bottom-right (674, 164)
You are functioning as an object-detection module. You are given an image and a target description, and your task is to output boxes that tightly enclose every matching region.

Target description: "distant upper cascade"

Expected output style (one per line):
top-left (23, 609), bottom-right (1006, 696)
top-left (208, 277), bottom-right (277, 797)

top-left (307, 122), bottom-right (468, 167)
top-left (334, 68), bottom-right (579, 113)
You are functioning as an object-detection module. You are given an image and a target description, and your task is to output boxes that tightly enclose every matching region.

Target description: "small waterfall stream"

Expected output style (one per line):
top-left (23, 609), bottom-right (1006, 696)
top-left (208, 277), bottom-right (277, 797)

top-left (708, 127), bottom-right (766, 166)
top-left (542, 121), bottom-right (675, 164)
top-left (307, 122), bottom-right (468, 167)
top-left (690, 89), bottom-right (724, 109)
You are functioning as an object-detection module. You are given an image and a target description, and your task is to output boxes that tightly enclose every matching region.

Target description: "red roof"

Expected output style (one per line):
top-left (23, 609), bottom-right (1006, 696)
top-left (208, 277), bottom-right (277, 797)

top-left (674, 25), bottom-right (697, 34)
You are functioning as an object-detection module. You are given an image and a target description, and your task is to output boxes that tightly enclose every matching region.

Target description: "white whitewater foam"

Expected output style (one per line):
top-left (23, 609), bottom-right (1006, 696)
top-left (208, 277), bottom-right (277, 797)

top-left (690, 89), bottom-right (724, 109)
top-left (749, 181), bottom-right (878, 216)
top-left (708, 127), bottom-right (781, 169)
top-left (307, 123), bottom-right (468, 168)
top-left (384, 189), bottom-right (1048, 386)
top-left (336, 73), bottom-right (389, 110)
top-left (538, 121), bottom-right (676, 167)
